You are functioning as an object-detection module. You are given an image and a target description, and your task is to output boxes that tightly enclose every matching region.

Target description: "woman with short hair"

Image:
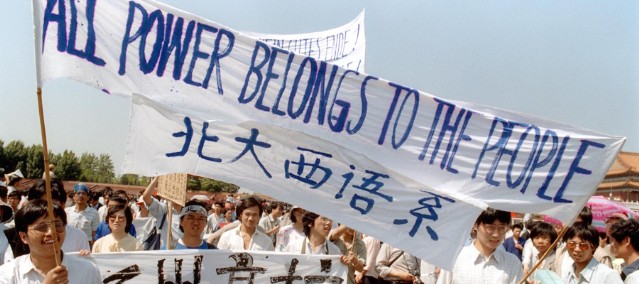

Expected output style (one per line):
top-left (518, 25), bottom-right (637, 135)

top-left (92, 203), bottom-right (142, 253)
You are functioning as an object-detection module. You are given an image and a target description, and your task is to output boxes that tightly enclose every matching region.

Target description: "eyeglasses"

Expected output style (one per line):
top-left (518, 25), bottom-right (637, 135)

top-left (29, 221), bottom-right (65, 234)
top-left (108, 215), bottom-right (126, 222)
top-left (566, 241), bottom-right (592, 250)
top-left (481, 224), bottom-right (509, 234)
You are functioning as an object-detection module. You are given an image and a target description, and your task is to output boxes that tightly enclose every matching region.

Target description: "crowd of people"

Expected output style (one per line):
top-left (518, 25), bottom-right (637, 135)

top-left (0, 173), bottom-right (638, 283)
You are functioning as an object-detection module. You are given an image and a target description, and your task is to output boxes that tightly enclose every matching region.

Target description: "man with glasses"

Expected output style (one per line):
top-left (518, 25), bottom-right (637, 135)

top-left (437, 208), bottom-right (523, 284)
top-left (64, 183), bottom-right (100, 246)
top-left (0, 199), bottom-right (101, 283)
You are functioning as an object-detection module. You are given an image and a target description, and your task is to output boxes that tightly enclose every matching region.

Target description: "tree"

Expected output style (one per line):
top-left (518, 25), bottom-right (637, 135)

top-left (79, 153), bottom-right (97, 182)
top-left (199, 177), bottom-right (239, 193)
top-left (3, 140), bottom-right (27, 174)
top-left (94, 154), bottom-right (115, 183)
top-left (55, 150), bottom-right (81, 181)
top-left (25, 145), bottom-right (44, 179)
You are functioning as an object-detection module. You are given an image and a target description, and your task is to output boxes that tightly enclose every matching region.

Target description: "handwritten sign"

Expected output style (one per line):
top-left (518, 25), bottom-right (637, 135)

top-left (157, 173), bottom-right (188, 206)
top-left (33, 0), bottom-right (626, 269)
top-left (85, 250), bottom-right (347, 283)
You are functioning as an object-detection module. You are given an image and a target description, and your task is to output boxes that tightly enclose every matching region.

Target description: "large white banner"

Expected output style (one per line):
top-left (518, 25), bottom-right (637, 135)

top-left (33, 0), bottom-right (626, 269)
top-left (86, 250), bottom-right (347, 283)
top-left (244, 11), bottom-right (365, 73)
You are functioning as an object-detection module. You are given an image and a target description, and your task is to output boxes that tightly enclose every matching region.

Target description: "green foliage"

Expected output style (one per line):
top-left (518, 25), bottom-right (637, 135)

top-left (188, 176), bottom-right (239, 193)
top-left (25, 145), bottom-right (44, 178)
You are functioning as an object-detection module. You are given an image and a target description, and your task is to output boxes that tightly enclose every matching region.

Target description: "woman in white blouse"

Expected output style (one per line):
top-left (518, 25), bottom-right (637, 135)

top-left (284, 211), bottom-right (340, 255)
top-left (92, 203), bottom-right (143, 253)
top-left (561, 224), bottom-right (622, 284)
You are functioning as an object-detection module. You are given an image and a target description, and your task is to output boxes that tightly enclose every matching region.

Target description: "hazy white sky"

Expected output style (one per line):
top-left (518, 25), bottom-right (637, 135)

top-left (1, 0), bottom-right (637, 175)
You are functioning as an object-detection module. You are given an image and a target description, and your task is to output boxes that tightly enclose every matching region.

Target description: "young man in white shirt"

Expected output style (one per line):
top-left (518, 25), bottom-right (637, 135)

top-left (437, 208), bottom-right (523, 284)
top-left (218, 196), bottom-right (273, 251)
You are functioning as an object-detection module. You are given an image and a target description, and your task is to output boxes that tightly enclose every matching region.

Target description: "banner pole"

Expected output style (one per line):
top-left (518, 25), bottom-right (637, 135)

top-left (167, 200), bottom-right (173, 249)
top-left (36, 87), bottom-right (62, 266)
top-left (517, 225), bottom-right (569, 284)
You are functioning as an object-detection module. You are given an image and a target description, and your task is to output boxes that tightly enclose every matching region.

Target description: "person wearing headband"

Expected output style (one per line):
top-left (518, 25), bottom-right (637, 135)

top-left (174, 200), bottom-right (216, 250)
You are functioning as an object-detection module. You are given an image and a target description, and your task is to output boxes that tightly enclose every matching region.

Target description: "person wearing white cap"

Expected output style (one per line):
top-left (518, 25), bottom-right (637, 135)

top-left (218, 196), bottom-right (273, 251)
top-left (174, 201), bottom-right (216, 250)
top-left (275, 206), bottom-right (306, 252)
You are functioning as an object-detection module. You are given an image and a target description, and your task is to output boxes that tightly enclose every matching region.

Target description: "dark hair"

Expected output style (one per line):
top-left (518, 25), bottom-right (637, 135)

top-left (290, 207), bottom-right (304, 223)
top-left (108, 196), bottom-right (128, 206)
top-left (27, 179), bottom-right (67, 205)
top-left (564, 223), bottom-right (599, 248)
top-left (578, 207), bottom-right (593, 226)
top-left (0, 186), bottom-right (7, 199)
top-left (15, 199), bottom-right (67, 233)
top-left (610, 219), bottom-right (639, 252)
top-left (7, 190), bottom-right (21, 199)
top-left (111, 190), bottom-right (128, 202)
top-left (100, 186), bottom-right (113, 198)
top-left (236, 196), bottom-right (263, 219)
top-left (475, 208), bottom-right (511, 226)
top-left (530, 221), bottom-right (558, 244)
top-left (511, 222), bottom-right (524, 230)
top-left (302, 211), bottom-right (319, 237)
top-left (107, 203), bottom-right (133, 233)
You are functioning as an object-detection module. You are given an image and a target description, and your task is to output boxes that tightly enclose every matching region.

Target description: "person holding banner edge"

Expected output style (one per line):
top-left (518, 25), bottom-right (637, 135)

top-left (141, 177), bottom-right (183, 249)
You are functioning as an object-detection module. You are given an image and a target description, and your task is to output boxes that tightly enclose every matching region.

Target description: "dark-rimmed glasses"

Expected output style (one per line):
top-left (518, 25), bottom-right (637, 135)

top-left (29, 221), bottom-right (65, 234)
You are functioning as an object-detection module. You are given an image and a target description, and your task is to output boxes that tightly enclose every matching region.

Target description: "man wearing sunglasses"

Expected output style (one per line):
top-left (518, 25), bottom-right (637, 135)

top-left (437, 208), bottom-right (523, 284)
top-left (0, 199), bottom-right (101, 283)
top-left (561, 224), bottom-right (622, 283)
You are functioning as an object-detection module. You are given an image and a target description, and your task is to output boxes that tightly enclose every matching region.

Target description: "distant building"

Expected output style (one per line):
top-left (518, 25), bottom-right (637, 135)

top-left (595, 151), bottom-right (639, 211)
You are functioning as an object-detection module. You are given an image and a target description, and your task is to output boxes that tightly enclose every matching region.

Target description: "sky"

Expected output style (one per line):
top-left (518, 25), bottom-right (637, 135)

top-left (0, 0), bottom-right (637, 176)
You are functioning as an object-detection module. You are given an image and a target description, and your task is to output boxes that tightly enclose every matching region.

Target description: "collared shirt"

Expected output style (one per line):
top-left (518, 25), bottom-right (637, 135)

top-left (362, 235), bottom-right (381, 278)
top-left (61, 225), bottom-right (90, 253)
top-left (146, 198), bottom-right (182, 249)
top-left (0, 253), bottom-right (101, 283)
top-left (285, 237), bottom-right (341, 255)
top-left (626, 270), bottom-right (639, 284)
top-left (376, 244), bottom-right (421, 282)
top-left (275, 224), bottom-right (305, 252)
top-left (436, 242), bottom-right (523, 284)
top-left (562, 257), bottom-right (622, 284)
top-left (258, 214), bottom-right (280, 244)
top-left (65, 206), bottom-right (100, 241)
top-left (622, 259), bottom-right (639, 281)
top-left (92, 234), bottom-right (143, 253)
top-left (217, 226), bottom-right (274, 251)
top-left (502, 236), bottom-right (524, 261)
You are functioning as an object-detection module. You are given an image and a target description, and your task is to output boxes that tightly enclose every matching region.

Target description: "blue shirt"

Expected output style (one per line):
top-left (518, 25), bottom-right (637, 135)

top-left (94, 221), bottom-right (136, 240)
top-left (173, 240), bottom-right (216, 250)
top-left (502, 236), bottom-right (524, 261)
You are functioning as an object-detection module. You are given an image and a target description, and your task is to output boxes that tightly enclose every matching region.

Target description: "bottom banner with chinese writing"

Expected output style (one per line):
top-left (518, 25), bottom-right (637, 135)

top-left (87, 249), bottom-right (347, 283)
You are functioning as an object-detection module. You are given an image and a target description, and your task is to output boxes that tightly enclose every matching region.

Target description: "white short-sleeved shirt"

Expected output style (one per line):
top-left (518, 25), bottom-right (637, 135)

top-left (625, 270), bottom-right (639, 284)
top-left (275, 224), bottom-right (305, 252)
top-left (218, 226), bottom-right (274, 251)
top-left (61, 225), bottom-right (90, 253)
top-left (562, 257), bottom-right (622, 284)
top-left (437, 242), bottom-right (524, 284)
top-left (146, 199), bottom-right (182, 249)
top-left (0, 253), bottom-right (101, 284)
top-left (65, 206), bottom-right (99, 241)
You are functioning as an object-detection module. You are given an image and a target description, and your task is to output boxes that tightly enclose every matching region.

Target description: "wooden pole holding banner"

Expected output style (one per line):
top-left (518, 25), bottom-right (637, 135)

top-left (36, 87), bottom-right (62, 266)
top-left (167, 200), bottom-right (173, 249)
top-left (517, 225), bottom-right (569, 284)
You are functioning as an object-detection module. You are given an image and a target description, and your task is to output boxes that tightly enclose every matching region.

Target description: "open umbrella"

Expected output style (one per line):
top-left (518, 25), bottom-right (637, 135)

top-left (587, 195), bottom-right (636, 232)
